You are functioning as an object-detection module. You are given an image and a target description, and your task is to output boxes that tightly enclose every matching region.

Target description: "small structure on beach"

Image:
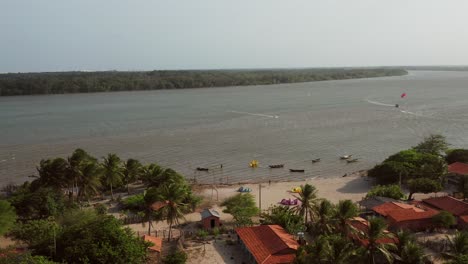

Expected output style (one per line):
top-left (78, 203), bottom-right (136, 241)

top-left (236, 225), bottom-right (299, 264)
top-left (200, 208), bottom-right (221, 229)
top-left (142, 235), bottom-right (163, 262)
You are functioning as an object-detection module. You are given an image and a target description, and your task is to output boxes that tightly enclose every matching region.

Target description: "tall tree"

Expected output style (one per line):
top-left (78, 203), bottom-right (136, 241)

top-left (397, 241), bottom-right (427, 264)
top-left (156, 183), bottom-right (188, 241)
top-left (311, 199), bottom-right (335, 236)
top-left (294, 234), bottom-right (357, 264)
top-left (293, 184), bottom-right (318, 223)
top-left (35, 158), bottom-right (69, 190)
top-left (77, 162), bottom-right (102, 202)
top-left (407, 178), bottom-right (443, 200)
top-left (334, 200), bottom-right (358, 236)
top-left (221, 193), bottom-right (259, 227)
top-left (413, 134), bottom-right (449, 156)
top-left (101, 153), bottom-right (123, 200)
top-left (360, 217), bottom-right (396, 264)
top-left (66, 149), bottom-right (97, 200)
top-left (122, 159), bottom-right (142, 194)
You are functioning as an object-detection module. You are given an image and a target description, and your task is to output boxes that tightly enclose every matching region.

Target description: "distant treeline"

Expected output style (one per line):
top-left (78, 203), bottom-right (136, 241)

top-left (0, 68), bottom-right (407, 96)
top-left (403, 66), bottom-right (468, 71)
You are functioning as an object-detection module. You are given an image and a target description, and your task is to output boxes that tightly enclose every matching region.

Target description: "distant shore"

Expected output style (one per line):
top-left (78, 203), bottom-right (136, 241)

top-left (0, 68), bottom-right (407, 96)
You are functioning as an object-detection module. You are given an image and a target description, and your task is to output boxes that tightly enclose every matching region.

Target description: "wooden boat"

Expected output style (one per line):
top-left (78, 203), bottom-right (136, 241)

top-left (340, 155), bottom-right (353, 160)
top-left (311, 158), bottom-right (321, 163)
top-left (196, 167), bottom-right (209, 171)
top-left (289, 169), bottom-right (305, 173)
top-left (346, 158), bottom-right (359, 163)
top-left (269, 164), bottom-right (284, 168)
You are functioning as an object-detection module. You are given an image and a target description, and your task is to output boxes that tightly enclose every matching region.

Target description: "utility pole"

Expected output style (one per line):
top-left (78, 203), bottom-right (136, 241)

top-left (259, 183), bottom-right (262, 214)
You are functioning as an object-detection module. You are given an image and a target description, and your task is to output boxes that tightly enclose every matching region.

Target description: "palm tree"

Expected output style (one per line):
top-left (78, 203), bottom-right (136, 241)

top-left (142, 188), bottom-right (162, 235)
top-left (395, 229), bottom-right (415, 254)
top-left (156, 183), bottom-right (188, 241)
top-left (101, 153), bottom-right (123, 200)
top-left (66, 149), bottom-right (97, 200)
top-left (294, 234), bottom-right (356, 264)
top-left (444, 231), bottom-right (468, 260)
top-left (77, 162), bottom-right (102, 202)
top-left (294, 184), bottom-right (318, 223)
top-left (142, 164), bottom-right (184, 188)
top-left (334, 200), bottom-right (358, 236)
top-left (312, 199), bottom-right (335, 236)
top-left (122, 159), bottom-right (142, 194)
top-left (360, 217), bottom-right (396, 264)
top-left (35, 158), bottom-right (68, 190)
top-left (398, 241), bottom-right (427, 264)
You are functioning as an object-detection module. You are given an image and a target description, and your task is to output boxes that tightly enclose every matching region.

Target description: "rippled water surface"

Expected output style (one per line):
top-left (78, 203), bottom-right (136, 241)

top-left (2, 71), bottom-right (468, 185)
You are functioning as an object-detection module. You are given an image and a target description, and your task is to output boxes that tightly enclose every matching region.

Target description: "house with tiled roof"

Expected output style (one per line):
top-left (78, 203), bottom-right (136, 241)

top-left (371, 202), bottom-right (439, 231)
top-left (423, 196), bottom-right (468, 228)
top-left (448, 162), bottom-right (468, 175)
top-left (235, 225), bottom-right (299, 264)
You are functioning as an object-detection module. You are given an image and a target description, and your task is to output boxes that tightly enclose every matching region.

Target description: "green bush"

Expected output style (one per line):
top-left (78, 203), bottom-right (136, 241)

top-left (162, 250), bottom-right (187, 264)
top-left (120, 194), bottom-right (144, 212)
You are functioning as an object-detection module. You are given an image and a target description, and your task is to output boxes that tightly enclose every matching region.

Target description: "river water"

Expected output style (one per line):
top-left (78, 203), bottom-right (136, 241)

top-left (1, 71), bottom-right (468, 185)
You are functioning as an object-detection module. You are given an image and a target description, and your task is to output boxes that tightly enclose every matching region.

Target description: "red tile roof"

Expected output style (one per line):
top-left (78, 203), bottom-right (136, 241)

top-left (386, 208), bottom-right (439, 222)
top-left (460, 215), bottom-right (468, 224)
top-left (236, 225), bottom-right (299, 264)
top-left (142, 235), bottom-right (163, 252)
top-left (448, 162), bottom-right (468, 175)
top-left (423, 196), bottom-right (468, 216)
top-left (372, 202), bottom-right (424, 216)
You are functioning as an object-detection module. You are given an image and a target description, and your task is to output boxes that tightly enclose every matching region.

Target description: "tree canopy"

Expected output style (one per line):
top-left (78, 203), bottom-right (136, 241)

top-left (407, 178), bottom-right (443, 200)
top-left (221, 193), bottom-right (259, 226)
top-left (446, 149), bottom-right (468, 164)
top-left (366, 185), bottom-right (405, 200)
top-left (0, 68), bottom-right (407, 96)
top-left (412, 134), bottom-right (449, 156)
top-left (0, 200), bottom-right (16, 236)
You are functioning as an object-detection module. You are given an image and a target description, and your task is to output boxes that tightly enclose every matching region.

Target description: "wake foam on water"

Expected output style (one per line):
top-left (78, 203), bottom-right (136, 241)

top-left (365, 98), bottom-right (395, 107)
top-left (228, 110), bottom-right (279, 119)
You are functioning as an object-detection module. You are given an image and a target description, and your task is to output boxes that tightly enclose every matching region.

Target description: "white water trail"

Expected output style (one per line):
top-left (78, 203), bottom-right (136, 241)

top-left (229, 110), bottom-right (279, 119)
top-left (365, 98), bottom-right (395, 107)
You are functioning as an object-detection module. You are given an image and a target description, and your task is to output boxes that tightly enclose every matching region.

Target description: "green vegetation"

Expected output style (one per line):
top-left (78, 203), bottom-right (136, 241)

top-left (1, 148), bottom-right (199, 263)
top-left (162, 250), bottom-right (188, 264)
top-left (0, 200), bottom-right (16, 236)
top-left (432, 211), bottom-right (456, 229)
top-left (0, 68), bottom-right (407, 96)
top-left (446, 149), bottom-right (468, 164)
top-left (221, 193), bottom-right (259, 226)
top-left (407, 178), bottom-right (443, 200)
top-left (366, 185), bottom-right (405, 200)
top-left (368, 134), bottom-right (448, 201)
top-left (260, 206), bottom-right (304, 234)
top-left (293, 184), bottom-right (318, 223)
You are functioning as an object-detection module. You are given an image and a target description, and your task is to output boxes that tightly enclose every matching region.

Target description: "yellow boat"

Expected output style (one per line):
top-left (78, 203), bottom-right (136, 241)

top-left (249, 160), bottom-right (259, 168)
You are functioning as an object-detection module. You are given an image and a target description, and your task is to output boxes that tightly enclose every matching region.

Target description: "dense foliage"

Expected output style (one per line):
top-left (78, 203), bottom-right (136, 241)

top-left (446, 149), bottom-right (468, 164)
top-left (0, 68), bottom-right (407, 96)
top-left (260, 206), bottom-right (304, 234)
top-left (10, 210), bottom-right (149, 264)
top-left (0, 200), bottom-right (16, 235)
top-left (366, 185), bottom-right (405, 200)
top-left (407, 178), bottom-right (443, 200)
top-left (432, 211), bottom-right (456, 229)
top-left (221, 193), bottom-right (259, 226)
top-left (368, 135), bottom-right (448, 186)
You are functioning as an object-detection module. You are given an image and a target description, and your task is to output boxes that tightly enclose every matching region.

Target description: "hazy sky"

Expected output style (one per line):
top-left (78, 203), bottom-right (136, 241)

top-left (2, 0), bottom-right (468, 72)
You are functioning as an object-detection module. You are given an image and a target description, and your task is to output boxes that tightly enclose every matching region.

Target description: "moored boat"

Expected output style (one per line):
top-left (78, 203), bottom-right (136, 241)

top-left (289, 169), bottom-right (305, 172)
top-left (269, 164), bottom-right (284, 168)
top-left (196, 167), bottom-right (209, 171)
top-left (340, 155), bottom-right (353, 160)
top-left (346, 158), bottom-right (359, 163)
top-left (311, 158), bottom-right (321, 163)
